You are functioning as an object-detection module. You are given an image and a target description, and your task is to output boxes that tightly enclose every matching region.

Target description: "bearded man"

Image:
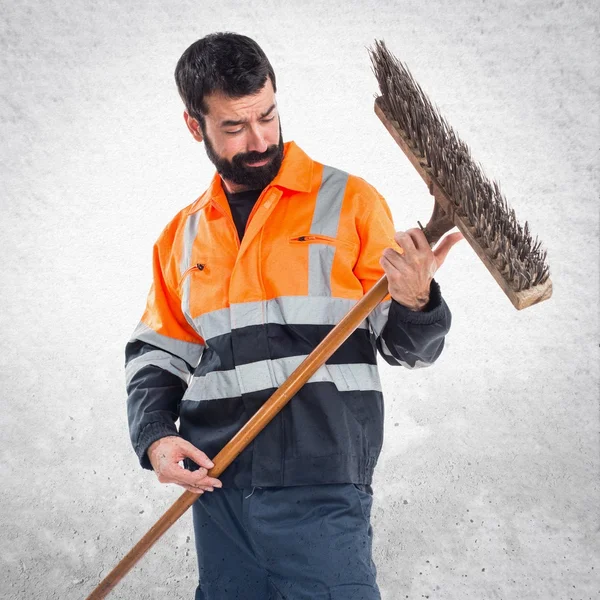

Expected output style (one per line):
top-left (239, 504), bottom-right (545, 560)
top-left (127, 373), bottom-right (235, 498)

top-left (126, 32), bottom-right (460, 600)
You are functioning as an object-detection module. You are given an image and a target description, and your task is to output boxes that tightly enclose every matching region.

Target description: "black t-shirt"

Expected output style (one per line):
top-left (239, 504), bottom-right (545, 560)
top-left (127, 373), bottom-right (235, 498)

top-left (223, 187), bottom-right (262, 243)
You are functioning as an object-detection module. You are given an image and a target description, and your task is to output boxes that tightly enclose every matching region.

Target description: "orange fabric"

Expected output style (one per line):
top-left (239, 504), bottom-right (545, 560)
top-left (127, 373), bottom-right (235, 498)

top-left (141, 213), bottom-right (205, 345)
top-left (142, 141), bottom-right (398, 338)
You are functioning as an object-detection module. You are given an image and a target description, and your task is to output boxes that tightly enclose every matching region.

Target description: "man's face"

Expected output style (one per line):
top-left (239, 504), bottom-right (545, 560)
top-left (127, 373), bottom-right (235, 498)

top-left (187, 78), bottom-right (284, 192)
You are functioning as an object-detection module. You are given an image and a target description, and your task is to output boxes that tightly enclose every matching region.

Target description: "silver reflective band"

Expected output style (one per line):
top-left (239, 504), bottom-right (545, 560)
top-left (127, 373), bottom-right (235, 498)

top-left (378, 337), bottom-right (431, 369)
top-left (125, 350), bottom-right (192, 387)
top-left (183, 367), bottom-right (242, 401)
top-left (308, 243), bottom-right (336, 296)
top-left (181, 211), bottom-right (202, 332)
top-left (369, 299), bottom-right (433, 369)
top-left (307, 166), bottom-right (349, 297)
top-left (193, 296), bottom-right (369, 343)
top-left (182, 356), bottom-right (382, 402)
top-left (194, 306), bottom-right (232, 342)
top-left (130, 322), bottom-right (203, 367)
top-left (310, 166), bottom-right (349, 238)
top-left (368, 299), bottom-right (392, 337)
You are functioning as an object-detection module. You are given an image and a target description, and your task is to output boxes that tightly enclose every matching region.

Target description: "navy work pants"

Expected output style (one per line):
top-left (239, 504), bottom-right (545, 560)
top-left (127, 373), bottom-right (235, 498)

top-left (192, 483), bottom-right (380, 600)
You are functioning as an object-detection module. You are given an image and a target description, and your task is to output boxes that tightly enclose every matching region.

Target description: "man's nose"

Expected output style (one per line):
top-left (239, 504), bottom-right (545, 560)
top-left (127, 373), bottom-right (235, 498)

top-left (246, 125), bottom-right (268, 154)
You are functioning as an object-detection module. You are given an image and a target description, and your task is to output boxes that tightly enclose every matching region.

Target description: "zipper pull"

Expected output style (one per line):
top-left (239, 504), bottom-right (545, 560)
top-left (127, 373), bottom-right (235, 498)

top-left (178, 262), bottom-right (206, 293)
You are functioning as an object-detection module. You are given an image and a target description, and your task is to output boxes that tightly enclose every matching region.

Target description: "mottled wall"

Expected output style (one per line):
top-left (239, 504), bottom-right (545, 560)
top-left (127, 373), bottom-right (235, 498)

top-left (1, 1), bottom-right (598, 598)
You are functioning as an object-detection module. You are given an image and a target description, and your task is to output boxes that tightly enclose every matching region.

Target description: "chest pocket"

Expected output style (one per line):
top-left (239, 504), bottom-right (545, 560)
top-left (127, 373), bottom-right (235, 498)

top-left (289, 234), bottom-right (358, 297)
top-left (179, 256), bottom-right (233, 324)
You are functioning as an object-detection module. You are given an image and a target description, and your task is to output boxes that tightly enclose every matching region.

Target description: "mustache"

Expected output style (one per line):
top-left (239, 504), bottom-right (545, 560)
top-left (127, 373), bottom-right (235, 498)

top-left (232, 144), bottom-right (280, 165)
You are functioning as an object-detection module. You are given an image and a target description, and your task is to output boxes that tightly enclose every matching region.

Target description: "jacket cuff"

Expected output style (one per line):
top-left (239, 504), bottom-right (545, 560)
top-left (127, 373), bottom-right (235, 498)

top-left (389, 279), bottom-right (445, 325)
top-left (136, 422), bottom-right (181, 470)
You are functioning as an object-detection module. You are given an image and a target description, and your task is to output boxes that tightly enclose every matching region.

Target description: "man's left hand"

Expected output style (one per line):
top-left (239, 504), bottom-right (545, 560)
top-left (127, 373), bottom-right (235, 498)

top-left (380, 228), bottom-right (464, 311)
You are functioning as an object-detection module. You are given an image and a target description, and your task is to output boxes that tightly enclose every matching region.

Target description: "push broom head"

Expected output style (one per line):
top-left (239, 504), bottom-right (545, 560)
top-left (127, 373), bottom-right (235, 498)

top-left (369, 40), bottom-right (552, 310)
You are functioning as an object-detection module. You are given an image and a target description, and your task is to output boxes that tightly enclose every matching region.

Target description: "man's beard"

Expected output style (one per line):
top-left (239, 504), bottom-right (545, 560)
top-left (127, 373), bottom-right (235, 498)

top-left (202, 126), bottom-right (284, 191)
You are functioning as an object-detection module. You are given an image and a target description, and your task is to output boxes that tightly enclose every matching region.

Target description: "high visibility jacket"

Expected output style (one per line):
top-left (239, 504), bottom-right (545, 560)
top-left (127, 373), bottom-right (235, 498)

top-left (126, 141), bottom-right (451, 487)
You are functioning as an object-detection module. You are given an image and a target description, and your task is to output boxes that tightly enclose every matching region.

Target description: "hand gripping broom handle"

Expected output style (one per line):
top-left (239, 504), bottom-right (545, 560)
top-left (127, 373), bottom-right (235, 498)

top-left (86, 274), bottom-right (390, 599)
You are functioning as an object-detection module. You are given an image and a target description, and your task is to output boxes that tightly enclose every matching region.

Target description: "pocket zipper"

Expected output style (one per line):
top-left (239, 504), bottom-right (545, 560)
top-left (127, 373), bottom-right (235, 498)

top-left (290, 234), bottom-right (338, 244)
top-left (178, 263), bottom-right (206, 293)
top-left (289, 235), bottom-right (354, 248)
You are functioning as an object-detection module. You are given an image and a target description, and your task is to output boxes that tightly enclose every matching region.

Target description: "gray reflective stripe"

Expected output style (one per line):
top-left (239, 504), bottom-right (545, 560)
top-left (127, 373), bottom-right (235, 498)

top-left (194, 307), bottom-right (232, 342)
top-left (125, 350), bottom-right (191, 387)
top-left (231, 301), bottom-right (262, 330)
top-left (130, 321), bottom-right (203, 367)
top-left (310, 166), bottom-right (349, 237)
top-left (265, 296), bottom-right (367, 329)
top-left (371, 299), bottom-right (416, 368)
top-left (368, 299), bottom-right (391, 336)
top-left (378, 337), bottom-right (409, 367)
top-left (182, 276), bottom-right (194, 332)
top-left (368, 299), bottom-right (416, 367)
top-left (237, 359), bottom-right (273, 395)
top-left (180, 211), bottom-right (201, 275)
top-left (411, 360), bottom-right (432, 369)
top-left (183, 368), bottom-right (242, 401)
top-left (182, 357), bottom-right (381, 402)
top-left (307, 166), bottom-right (349, 297)
top-left (192, 297), bottom-right (368, 343)
top-left (181, 211), bottom-right (201, 331)
top-left (308, 244), bottom-right (336, 296)
top-left (271, 357), bottom-right (382, 393)
top-left (379, 333), bottom-right (431, 369)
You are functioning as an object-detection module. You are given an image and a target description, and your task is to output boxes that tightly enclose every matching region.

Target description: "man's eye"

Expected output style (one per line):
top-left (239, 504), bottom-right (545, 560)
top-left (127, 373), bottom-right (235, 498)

top-left (261, 116), bottom-right (275, 123)
top-left (225, 129), bottom-right (243, 135)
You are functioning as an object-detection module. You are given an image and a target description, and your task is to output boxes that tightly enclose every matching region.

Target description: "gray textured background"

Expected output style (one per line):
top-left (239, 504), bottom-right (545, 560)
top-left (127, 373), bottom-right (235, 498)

top-left (1, 1), bottom-right (598, 599)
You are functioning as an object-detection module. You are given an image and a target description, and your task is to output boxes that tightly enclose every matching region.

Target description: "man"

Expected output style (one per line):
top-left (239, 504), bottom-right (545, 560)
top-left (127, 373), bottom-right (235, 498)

top-left (126, 32), bottom-right (461, 600)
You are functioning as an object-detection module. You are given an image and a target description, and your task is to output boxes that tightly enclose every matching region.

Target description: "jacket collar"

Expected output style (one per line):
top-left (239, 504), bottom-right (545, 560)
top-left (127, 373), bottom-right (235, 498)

top-left (188, 141), bottom-right (313, 214)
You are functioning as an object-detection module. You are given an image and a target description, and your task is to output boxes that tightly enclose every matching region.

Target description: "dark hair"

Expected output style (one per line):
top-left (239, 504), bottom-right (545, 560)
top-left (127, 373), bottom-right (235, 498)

top-left (175, 32), bottom-right (277, 127)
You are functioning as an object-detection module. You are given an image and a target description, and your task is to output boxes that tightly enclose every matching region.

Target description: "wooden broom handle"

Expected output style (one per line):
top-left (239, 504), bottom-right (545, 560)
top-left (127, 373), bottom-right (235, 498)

top-left (86, 274), bottom-right (390, 599)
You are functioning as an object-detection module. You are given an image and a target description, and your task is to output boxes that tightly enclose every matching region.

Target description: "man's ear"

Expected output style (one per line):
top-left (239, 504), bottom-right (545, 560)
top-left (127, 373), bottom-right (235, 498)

top-left (184, 111), bottom-right (203, 142)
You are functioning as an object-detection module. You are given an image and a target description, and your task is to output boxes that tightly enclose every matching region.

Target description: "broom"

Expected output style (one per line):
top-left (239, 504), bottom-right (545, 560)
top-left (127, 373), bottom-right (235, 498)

top-left (369, 40), bottom-right (552, 308)
top-left (85, 40), bottom-right (551, 599)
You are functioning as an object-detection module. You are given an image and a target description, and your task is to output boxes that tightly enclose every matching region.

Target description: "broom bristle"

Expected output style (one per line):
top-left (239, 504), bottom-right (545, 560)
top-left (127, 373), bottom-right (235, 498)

top-left (369, 40), bottom-right (550, 292)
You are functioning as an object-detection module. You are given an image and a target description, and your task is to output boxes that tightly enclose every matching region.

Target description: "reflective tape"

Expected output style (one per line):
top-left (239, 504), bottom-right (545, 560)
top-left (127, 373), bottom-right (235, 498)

top-left (181, 211), bottom-right (201, 331)
top-left (379, 335), bottom-right (431, 369)
top-left (368, 299), bottom-right (391, 337)
top-left (192, 296), bottom-right (369, 344)
top-left (194, 306), bottom-right (232, 343)
top-left (230, 301), bottom-right (263, 330)
top-left (266, 296), bottom-right (366, 329)
top-left (130, 321), bottom-right (203, 367)
top-left (237, 359), bottom-right (274, 396)
top-left (308, 243), bottom-right (336, 296)
top-left (270, 356), bottom-right (382, 392)
top-left (307, 166), bottom-right (349, 297)
top-left (125, 349), bottom-right (192, 387)
top-left (310, 166), bottom-right (349, 237)
top-left (182, 356), bottom-right (382, 402)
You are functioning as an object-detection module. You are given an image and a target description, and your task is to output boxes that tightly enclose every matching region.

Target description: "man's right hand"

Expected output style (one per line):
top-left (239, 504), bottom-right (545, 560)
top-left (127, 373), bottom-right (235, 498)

top-left (147, 436), bottom-right (222, 494)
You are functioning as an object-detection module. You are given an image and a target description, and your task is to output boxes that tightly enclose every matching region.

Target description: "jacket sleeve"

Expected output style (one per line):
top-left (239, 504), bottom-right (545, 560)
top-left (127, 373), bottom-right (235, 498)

top-left (126, 226), bottom-right (204, 469)
top-left (352, 183), bottom-right (451, 368)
